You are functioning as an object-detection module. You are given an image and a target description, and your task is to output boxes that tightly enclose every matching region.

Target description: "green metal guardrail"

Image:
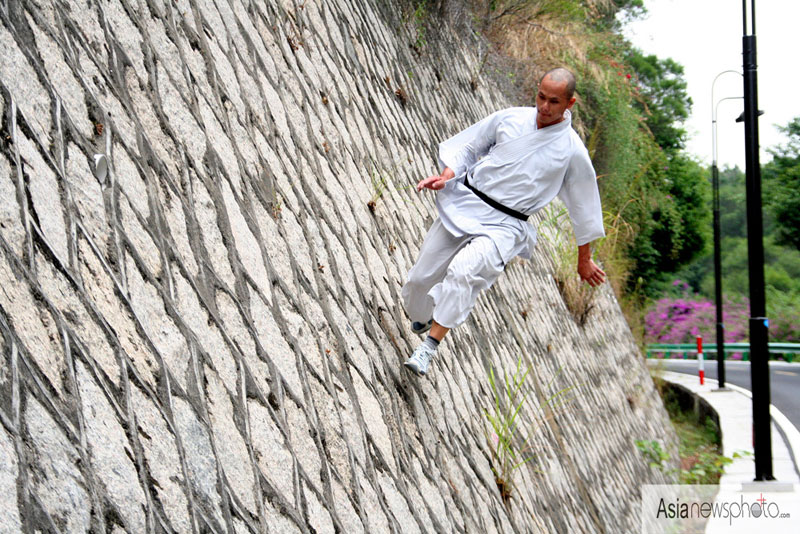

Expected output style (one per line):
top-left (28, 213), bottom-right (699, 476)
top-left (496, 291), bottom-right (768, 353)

top-left (645, 343), bottom-right (800, 362)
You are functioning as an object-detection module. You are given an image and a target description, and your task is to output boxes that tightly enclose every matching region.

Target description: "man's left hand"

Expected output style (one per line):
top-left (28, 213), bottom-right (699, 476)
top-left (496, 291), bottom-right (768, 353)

top-left (578, 258), bottom-right (606, 287)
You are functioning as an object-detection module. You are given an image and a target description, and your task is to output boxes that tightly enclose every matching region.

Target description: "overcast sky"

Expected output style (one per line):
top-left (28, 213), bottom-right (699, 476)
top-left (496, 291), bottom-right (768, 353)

top-left (623, 0), bottom-right (800, 170)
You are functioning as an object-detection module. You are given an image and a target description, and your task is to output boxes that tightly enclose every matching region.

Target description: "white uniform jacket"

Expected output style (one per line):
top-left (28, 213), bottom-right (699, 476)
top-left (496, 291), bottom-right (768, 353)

top-left (435, 107), bottom-right (605, 263)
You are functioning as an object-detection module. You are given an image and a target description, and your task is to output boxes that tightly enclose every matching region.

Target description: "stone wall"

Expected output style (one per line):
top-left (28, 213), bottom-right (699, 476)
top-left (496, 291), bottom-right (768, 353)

top-left (0, 0), bottom-right (677, 532)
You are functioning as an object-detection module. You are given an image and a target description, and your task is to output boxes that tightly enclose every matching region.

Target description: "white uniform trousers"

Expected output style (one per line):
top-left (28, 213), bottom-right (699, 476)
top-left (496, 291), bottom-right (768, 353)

top-left (402, 217), bottom-right (506, 329)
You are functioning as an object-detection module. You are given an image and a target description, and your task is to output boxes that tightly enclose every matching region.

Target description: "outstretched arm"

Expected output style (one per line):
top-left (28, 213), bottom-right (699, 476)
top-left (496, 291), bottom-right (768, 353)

top-left (417, 167), bottom-right (455, 191)
top-left (438, 109), bottom-right (510, 177)
top-left (577, 243), bottom-right (606, 287)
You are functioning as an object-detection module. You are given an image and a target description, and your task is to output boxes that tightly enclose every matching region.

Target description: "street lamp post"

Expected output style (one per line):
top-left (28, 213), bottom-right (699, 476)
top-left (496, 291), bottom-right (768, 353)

top-left (741, 0), bottom-right (773, 481)
top-left (710, 70), bottom-right (742, 390)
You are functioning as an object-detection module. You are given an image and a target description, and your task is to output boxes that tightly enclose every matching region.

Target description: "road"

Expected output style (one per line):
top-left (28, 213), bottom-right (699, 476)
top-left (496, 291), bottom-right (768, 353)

top-left (651, 359), bottom-right (800, 432)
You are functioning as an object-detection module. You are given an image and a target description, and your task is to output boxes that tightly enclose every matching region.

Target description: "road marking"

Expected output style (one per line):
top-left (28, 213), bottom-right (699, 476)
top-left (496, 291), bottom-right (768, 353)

top-left (775, 370), bottom-right (797, 376)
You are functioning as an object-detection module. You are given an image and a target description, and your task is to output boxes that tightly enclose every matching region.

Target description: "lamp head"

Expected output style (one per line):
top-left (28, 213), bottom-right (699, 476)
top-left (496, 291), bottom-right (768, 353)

top-left (736, 109), bottom-right (765, 123)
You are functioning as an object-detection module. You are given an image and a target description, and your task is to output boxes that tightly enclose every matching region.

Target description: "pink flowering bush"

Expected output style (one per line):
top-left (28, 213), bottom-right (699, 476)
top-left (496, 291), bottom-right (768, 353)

top-left (645, 280), bottom-right (750, 359)
top-left (645, 280), bottom-right (800, 359)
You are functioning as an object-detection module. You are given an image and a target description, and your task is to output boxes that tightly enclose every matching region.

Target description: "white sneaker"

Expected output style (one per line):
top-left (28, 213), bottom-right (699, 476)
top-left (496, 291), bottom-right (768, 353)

top-left (404, 343), bottom-right (435, 376)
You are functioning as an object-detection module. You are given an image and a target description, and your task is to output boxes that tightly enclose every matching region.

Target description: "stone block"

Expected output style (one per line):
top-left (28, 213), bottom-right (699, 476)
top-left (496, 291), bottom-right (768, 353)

top-left (156, 63), bottom-right (205, 170)
top-left (65, 144), bottom-right (108, 250)
top-left (78, 239), bottom-right (160, 389)
top-left (77, 362), bottom-right (147, 532)
top-left (248, 399), bottom-right (295, 506)
top-left (284, 400), bottom-right (322, 492)
top-left (263, 499), bottom-right (303, 534)
top-left (251, 292), bottom-right (302, 397)
top-left (113, 143), bottom-right (150, 219)
top-left (0, 154), bottom-right (26, 257)
top-left (192, 175), bottom-right (236, 288)
top-left (172, 396), bottom-right (225, 529)
top-left (0, 25), bottom-right (52, 145)
top-left (302, 481), bottom-right (335, 534)
top-left (220, 179), bottom-right (270, 298)
top-left (0, 424), bottom-right (22, 532)
top-left (130, 385), bottom-right (192, 533)
top-left (17, 133), bottom-right (69, 265)
top-left (0, 251), bottom-right (65, 395)
top-left (355, 465), bottom-right (392, 533)
top-left (120, 197), bottom-right (162, 277)
top-left (331, 476), bottom-right (364, 533)
top-left (173, 271), bottom-right (238, 393)
top-left (27, 13), bottom-right (92, 138)
top-left (104, 0), bottom-right (147, 79)
top-left (205, 367), bottom-right (257, 514)
top-left (34, 253), bottom-right (120, 387)
top-left (126, 254), bottom-right (189, 391)
top-left (378, 474), bottom-right (421, 534)
top-left (350, 370), bottom-right (394, 472)
top-left (24, 396), bottom-right (91, 532)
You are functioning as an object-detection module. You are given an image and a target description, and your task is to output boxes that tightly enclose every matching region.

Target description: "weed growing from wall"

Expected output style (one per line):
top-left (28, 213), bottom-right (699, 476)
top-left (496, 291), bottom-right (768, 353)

top-left (366, 168), bottom-right (415, 214)
top-left (540, 207), bottom-right (597, 326)
top-left (484, 358), bottom-right (576, 504)
top-left (367, 169), bottom-right (388, 213)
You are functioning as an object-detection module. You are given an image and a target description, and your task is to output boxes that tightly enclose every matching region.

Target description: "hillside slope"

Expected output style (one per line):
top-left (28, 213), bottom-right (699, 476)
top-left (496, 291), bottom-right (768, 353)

top-left (0, 0), bottom-right (676, 532)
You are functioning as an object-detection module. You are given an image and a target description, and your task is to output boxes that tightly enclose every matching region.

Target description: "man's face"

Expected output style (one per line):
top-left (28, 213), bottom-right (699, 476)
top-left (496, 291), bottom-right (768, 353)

top-left (536, 75), bottom-right (576, 128)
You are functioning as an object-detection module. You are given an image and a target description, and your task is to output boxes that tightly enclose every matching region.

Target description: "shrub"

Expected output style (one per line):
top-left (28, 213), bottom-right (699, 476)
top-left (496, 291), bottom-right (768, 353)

top-left (644, 281), bottom-right (752, 358)
top-left (645, 280), bottom-right (800, 356)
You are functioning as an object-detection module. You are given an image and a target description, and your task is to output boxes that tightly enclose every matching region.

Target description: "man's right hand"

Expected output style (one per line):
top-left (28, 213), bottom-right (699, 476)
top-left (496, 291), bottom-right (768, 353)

top-left (417, 167), bottom-right (455, 191)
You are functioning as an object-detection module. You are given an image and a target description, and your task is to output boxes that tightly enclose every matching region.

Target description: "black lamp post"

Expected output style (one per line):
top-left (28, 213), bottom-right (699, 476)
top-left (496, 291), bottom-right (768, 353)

top-left (710, 81), bottom-right (764, 393)
top-left (710, 79), bottom-right (742, 390)
top-left (741, 0), bottom-right (773, 481)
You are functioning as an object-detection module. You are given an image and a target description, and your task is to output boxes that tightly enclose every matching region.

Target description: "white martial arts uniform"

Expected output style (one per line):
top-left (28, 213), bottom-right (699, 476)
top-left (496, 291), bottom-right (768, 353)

top-left (402, 107), bottom-right (605, 328)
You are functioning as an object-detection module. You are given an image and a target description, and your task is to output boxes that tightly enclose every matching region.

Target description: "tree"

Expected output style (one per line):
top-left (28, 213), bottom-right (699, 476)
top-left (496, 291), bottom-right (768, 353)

top-left (718, 166), bottom-right (748, 239)
top-left (625, 48), bottom-right (692, 153)
top-left (763, 117), bottom-right (800, 251)
top-left (628, 155), bottom-right (710, 293)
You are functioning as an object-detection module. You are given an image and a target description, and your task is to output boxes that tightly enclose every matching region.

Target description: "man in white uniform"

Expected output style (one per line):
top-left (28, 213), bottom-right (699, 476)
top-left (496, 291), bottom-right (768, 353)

top-left (402, 67), bottom-right (607, 377)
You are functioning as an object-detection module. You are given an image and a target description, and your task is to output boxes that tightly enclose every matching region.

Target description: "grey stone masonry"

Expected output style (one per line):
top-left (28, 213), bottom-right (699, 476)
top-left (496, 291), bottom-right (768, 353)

top-left (0, 0), bottom-right (678, 532)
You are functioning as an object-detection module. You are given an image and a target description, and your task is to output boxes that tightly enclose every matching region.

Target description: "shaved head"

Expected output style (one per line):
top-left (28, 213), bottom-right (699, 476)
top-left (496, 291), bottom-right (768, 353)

top-left (539, 67), bottom-right (576, 99)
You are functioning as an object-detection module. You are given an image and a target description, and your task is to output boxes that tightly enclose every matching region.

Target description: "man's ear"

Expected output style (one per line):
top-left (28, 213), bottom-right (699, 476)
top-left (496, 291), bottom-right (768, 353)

top-left (566, 96), bottom-right (577, 109)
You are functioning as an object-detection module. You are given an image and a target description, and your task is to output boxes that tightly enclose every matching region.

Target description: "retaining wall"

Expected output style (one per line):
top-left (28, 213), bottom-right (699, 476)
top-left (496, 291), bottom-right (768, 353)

top-left (0, 1), bottom-right (677, 532)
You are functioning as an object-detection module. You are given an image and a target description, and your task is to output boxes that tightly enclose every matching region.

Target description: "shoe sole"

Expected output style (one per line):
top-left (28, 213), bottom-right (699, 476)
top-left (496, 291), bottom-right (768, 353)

top-left (411, 320), bottom-right (433, 335)
top-left (403, 362), bottom-right (426, 376)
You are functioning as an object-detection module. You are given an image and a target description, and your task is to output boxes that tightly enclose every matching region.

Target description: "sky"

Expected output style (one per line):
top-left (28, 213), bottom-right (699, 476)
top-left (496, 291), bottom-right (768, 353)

top-left (622, 0), bottom-right (800, 170)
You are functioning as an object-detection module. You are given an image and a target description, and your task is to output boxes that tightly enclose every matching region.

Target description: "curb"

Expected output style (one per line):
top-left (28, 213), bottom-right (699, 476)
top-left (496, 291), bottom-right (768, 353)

top-left (708, 377), bottom-right (800, 480)
top-left (648, 363), bottom-right (800, 480)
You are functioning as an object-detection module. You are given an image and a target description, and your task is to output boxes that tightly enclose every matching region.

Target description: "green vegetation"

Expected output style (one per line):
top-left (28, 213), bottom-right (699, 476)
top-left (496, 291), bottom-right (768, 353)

top-left (484, 358), bottom-right (575, 503)
top-left (411, 1), bottom-right (429, 50)
top-left (484, 359), bottom-right (536, 503)
top-left (665, 162), bottom-right (800, 343)
top-left (541, 207), bottom-right (598, 325)
top-left (624, 51), bottom-right (691, 153)
top-left (636, 383), bottom-right (750, 484)
top-left (575, 38), bottom-right (709, 298)
top-left (665, 403), bottom-right (730, 485)
top-left (764, 117), bottom-right (800, 252)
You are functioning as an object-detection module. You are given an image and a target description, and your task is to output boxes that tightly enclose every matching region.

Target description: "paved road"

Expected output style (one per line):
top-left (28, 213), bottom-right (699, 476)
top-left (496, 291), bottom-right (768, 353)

top-left (651, 359), bottom-right (800, 431)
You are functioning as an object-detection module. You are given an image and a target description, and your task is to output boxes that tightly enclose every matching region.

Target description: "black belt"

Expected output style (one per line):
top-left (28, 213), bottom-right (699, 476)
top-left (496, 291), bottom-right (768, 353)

top-left (463, 174), bottom-right (528, 221)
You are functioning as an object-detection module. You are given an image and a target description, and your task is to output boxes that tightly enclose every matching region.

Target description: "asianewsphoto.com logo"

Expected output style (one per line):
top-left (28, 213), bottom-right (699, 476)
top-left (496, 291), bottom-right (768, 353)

top-left (655, 493), bottom-right (790, 525)
top-left (641, 484), bottom-right (800, 534)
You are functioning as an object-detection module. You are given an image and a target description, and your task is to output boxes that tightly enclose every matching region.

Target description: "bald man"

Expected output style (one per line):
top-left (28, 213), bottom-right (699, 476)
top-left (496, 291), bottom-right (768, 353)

top-left (402, 68), bottom-right (606, 377)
